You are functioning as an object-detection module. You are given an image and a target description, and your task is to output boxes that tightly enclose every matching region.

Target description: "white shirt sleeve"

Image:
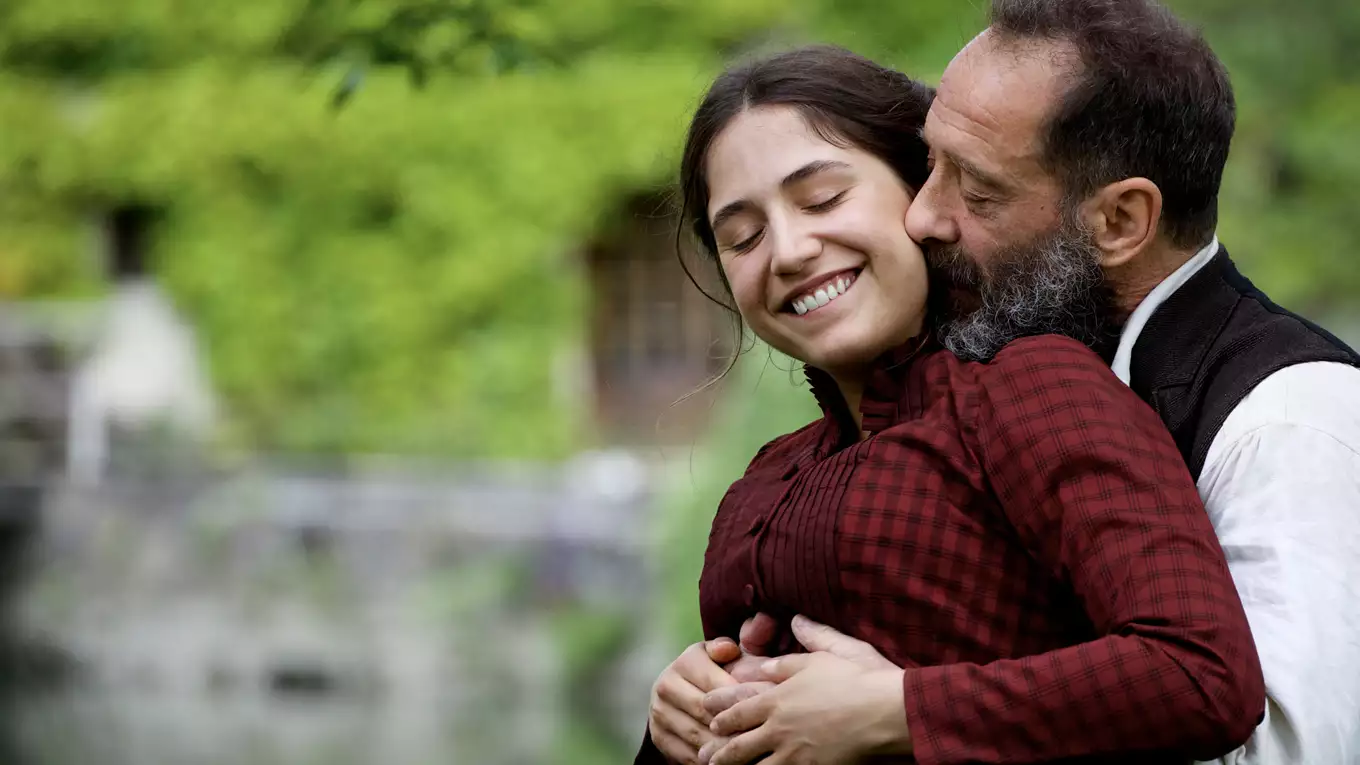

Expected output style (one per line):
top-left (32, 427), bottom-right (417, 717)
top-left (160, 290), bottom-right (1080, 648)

top-left (1194, 362), bottom-right (1360, 765)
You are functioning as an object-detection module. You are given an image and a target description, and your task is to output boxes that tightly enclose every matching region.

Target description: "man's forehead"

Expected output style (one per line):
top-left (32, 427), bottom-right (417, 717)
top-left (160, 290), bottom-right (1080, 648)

top-left (928, 32), bottom-right (1077, 167)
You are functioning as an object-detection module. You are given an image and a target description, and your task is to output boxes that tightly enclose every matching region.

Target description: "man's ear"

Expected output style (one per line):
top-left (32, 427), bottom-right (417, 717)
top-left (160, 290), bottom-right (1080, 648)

top-left (1083, 178), bottom-right (1162, 269)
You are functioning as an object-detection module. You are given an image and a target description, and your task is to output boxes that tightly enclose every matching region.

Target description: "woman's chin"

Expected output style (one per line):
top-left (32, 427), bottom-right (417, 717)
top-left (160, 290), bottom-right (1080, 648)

top-left (800, 338), bottom-right (887, 375)
top-left (764, 318), bottom-right (904, 372)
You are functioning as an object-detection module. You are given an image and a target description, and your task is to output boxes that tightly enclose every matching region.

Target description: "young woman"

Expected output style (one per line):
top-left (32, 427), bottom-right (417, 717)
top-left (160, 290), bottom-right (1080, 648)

top-left (638, 46), bottom-right (1264, 765)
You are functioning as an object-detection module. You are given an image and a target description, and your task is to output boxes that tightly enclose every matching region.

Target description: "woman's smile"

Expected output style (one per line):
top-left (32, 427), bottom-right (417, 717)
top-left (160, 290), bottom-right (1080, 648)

top-left (787, 269), bottom-right (860, 316)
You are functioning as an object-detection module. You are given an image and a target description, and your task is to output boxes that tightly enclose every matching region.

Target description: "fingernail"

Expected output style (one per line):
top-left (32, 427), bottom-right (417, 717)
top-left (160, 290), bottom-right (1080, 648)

top-left (761, 659), bottom-right (777, 673)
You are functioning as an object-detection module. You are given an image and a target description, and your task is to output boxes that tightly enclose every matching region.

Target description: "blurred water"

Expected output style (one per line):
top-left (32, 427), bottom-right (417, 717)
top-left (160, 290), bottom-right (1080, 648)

top-left (2, 674), bottom-right (642, 765)
top-left (0, 458), bottom-right (659, 765)
top-left (4, 690), bottom-right (473, 765)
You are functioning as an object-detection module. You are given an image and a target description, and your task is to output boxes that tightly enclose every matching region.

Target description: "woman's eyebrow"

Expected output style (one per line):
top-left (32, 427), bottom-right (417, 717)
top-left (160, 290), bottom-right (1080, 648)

top-left (711, 200), bottom-right (750, 233)
top-left (780, 159), bottom-right (852, 187)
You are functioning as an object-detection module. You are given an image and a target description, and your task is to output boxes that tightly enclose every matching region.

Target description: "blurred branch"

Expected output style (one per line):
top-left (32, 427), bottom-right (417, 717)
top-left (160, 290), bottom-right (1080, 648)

top-left (276, 0), bottom-right (559, 106)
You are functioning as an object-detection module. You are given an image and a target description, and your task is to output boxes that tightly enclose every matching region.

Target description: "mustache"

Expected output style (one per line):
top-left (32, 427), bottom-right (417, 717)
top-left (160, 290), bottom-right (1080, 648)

top-left (925, 243), bottom-right (985, 289)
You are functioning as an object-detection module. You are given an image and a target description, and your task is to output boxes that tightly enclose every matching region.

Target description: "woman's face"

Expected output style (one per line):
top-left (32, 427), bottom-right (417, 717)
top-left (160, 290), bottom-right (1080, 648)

top-left (705, 105), bottom-right (929, 378)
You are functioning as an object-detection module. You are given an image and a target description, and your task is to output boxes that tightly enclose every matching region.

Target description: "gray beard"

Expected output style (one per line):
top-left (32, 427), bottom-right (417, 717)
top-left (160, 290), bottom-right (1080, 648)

top-left (927, 217), bottom-right (1118, 362)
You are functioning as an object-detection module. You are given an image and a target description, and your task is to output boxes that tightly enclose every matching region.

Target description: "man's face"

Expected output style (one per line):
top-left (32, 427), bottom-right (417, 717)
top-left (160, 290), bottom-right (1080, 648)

top-left (908, 32), bottom-right (1116, 359)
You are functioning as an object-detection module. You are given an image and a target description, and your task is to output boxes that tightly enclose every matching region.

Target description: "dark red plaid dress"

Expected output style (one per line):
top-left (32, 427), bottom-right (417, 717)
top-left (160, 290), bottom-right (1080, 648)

top-left (637, 334), bottom-right (1264, 765)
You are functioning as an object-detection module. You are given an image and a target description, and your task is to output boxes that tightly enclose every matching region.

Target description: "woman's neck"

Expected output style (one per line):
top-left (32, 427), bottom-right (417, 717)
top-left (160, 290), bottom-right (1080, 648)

top-left (830, 372), bottom-right (867, 437)
top-left (816, 327), bottom-right (929, 440)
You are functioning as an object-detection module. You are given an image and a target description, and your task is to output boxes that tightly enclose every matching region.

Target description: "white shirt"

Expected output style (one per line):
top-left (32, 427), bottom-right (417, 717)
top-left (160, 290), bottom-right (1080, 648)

top-left (1113, 240), bottom-right (1360, 765)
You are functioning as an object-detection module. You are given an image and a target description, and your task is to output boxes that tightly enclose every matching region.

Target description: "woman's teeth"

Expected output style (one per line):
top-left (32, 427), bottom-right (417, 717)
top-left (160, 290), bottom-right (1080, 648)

top-left (792, 274), bottom-right (856, 316)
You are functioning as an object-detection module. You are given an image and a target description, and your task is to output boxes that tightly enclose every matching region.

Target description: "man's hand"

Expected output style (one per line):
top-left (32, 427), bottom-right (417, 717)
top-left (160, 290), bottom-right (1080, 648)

top-left (648, 638), bottom-right (743, 765)
top-left (698, 616), bottom-right (910, 765)
top-left (702, 654), bottom-right (908, 765)
top-left (703, 615), bottom-right (898, 720)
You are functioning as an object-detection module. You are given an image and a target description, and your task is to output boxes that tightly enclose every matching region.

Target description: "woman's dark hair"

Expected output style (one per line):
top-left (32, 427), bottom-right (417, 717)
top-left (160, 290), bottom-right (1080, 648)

top-left (676, 45), bottom-right (935, 345)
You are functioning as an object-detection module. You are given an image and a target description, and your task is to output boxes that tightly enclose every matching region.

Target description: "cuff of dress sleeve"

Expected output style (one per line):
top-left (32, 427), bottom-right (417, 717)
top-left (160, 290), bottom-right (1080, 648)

top-left (901, 663), bottom-right (990, 765)
top-left (633, 722), bottom-right (668, 765)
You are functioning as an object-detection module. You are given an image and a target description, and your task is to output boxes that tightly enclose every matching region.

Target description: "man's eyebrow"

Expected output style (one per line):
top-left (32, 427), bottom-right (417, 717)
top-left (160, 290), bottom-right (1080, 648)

top-left (950, 151), bottom-right (1008, 191)
top-left (919, 125), bottom-right (1010, 191)
top-left (710, 160), bottom-right (852, 232)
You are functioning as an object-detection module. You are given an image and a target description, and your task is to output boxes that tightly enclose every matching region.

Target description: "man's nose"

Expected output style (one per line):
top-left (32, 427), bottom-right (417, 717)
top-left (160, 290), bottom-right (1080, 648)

top-left (906, 174), bottom-right (960, 246)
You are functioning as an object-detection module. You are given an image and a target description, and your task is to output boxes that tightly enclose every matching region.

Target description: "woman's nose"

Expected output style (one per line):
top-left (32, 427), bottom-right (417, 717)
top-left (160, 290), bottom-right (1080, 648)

top-left (768, 219), bottom-right (821, 275)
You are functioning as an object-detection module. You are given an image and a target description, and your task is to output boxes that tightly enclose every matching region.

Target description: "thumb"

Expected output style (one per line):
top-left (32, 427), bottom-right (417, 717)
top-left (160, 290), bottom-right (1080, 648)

top-left (790, 615), bottom-right (882, 664)
top-left (757, 654), bottom-right (814, 683)
top-left (705, 637), bottom-right (742, 665)
top-left (739, 612), bottom-right (778, 656)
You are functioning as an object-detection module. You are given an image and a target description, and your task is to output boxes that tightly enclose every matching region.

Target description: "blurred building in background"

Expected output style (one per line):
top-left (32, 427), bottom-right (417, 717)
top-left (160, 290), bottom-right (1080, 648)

top-left (66, 205), bottom-right (218, 484)
top-left (585, 193), bottom-right (733, 445)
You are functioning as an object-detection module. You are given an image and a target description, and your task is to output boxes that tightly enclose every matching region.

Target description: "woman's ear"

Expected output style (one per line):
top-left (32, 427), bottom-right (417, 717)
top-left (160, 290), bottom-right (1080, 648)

top-left (1083, 178), bottom-right (1162, 269)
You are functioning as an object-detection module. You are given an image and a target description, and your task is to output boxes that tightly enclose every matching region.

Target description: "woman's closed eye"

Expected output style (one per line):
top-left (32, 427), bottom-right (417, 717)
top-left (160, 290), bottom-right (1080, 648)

top-left (804, 190), bottom-right (848, 213)
top-left (728, 229), bottom-right (764, 254)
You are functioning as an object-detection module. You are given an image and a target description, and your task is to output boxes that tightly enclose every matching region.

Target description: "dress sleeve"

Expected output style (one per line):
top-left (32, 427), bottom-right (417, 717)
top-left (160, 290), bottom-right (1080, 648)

top-left (902, 335), bottom-right (1265, 765)
top-left (632, 726), bottom-right (669, 764)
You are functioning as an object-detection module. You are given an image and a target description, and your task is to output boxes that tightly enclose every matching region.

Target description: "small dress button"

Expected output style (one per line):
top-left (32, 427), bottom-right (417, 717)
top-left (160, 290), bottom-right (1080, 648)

top-left (742, 584), bottom-right (756, 607)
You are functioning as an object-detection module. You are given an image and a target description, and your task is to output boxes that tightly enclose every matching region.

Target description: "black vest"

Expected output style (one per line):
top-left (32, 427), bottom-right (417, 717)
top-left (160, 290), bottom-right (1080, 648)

top-left (1128, 246), bottom-right (1360, 480)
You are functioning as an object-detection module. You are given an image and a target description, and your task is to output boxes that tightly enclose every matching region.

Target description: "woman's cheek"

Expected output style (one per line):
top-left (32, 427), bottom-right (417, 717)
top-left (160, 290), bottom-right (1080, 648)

top-left (726, 266), bottom-right (764, 317)
top-left (830, 207), bottom-right (893, 251)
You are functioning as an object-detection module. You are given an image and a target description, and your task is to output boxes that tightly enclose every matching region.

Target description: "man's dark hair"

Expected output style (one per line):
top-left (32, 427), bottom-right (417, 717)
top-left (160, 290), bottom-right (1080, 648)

top-left (989, 0), bottom-right (1235, 249)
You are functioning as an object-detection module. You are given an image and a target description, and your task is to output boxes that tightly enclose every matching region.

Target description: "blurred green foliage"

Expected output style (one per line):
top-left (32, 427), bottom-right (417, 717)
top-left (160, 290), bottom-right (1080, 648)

top-left (0, 0), bottom-right (1356, 460)
top-left (0, 0), bottom-right (790, 457)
